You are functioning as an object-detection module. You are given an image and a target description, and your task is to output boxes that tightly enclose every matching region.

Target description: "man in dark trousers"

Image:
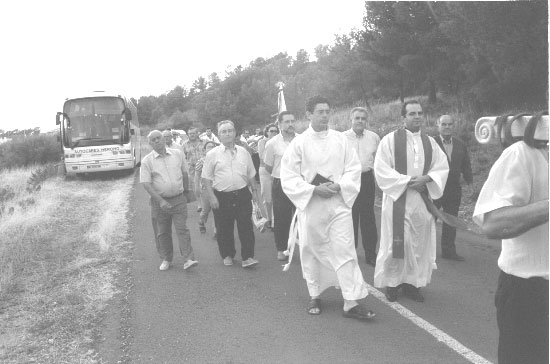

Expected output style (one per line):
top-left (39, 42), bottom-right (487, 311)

top-left (343, 107), bottom-right (380, 267)
top-left (434, 115), bottom-right (473, 261)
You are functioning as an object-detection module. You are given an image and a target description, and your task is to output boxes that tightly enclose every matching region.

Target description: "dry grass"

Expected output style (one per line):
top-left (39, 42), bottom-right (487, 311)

top-left (0, 166), bottom-right (134, 363)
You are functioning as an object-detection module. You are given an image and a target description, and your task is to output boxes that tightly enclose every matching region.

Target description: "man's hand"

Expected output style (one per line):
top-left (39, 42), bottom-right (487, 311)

top-left (314, 182), bottom-right (338, 198)
top-left (159, 199), bottom-right (172, 211)
top-left (408, 175), bottom-right (431, 192)
top-left (209, 195), bottom-right (220, 210)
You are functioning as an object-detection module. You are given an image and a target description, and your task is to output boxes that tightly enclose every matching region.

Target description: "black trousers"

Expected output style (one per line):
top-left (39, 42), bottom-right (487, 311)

top-left (352, 171), bottom-right (378, 259)
top-left (434, 186), bottom-right (461, 255)
top-left (213, 187), bottom-right (255, 260)
top-left (272, 178), bottom-right (295, 252)
top-left (495, 270), bottom-right (549, 364)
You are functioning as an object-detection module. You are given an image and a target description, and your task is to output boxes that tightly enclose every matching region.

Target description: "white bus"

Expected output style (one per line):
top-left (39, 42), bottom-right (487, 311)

top-left (56, 92), bottom-right (141, 176)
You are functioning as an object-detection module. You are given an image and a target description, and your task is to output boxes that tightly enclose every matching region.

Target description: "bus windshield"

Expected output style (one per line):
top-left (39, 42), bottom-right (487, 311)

top-left (63, 97), bottom-right (129, 148)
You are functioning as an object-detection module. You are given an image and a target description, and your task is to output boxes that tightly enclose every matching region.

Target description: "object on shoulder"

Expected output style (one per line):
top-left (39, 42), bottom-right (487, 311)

top-left (475, 112), bottom-right (549, 148)
top-left (310, 173), bottom-right (332, 186)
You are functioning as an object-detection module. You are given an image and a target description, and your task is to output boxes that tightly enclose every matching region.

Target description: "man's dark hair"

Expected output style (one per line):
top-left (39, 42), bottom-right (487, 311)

top-left (277, 110), bottom-right (294, 122)
top-left (401, 100), bottom-right (421, 117)
top-left (306, 95), bottom-right (330, 113)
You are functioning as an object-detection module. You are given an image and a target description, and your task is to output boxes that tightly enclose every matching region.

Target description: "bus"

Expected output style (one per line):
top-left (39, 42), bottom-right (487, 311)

top-left (56, 92), bottom-right (141, 176)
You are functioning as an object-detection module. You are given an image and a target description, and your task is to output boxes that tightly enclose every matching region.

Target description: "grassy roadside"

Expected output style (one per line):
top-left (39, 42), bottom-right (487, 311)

top-left (0, 166), bottom-right (134, 363)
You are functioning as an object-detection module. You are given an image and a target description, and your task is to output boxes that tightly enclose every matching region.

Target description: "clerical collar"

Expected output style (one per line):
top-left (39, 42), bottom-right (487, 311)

top-left (405, 128), bottom-right (421, 136)
top-left (310, 127), bottom-right (329, 137)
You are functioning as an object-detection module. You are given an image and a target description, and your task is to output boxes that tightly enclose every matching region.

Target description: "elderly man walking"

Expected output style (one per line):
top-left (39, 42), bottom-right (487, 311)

top-left (140, 130), bottom-right (197, 271)
top-left (201, 120), bottom-right (262, 268)
top-left (373, 100), bottom-right (449, 302)
top-left (281, 95), bottom-right (376, 320)
top-left (343, 107), bottom-right (380, 267)
top-left (433, 115), bottom-right (473, 261)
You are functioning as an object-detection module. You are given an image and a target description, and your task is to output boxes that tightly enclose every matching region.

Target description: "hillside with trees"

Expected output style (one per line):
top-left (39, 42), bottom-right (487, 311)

top-left (134, 1), bottom-right (548, 133)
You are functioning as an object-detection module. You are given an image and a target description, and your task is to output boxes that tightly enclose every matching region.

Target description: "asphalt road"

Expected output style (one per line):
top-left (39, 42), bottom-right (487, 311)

top-left (99, 173), bottom-right (501, 364)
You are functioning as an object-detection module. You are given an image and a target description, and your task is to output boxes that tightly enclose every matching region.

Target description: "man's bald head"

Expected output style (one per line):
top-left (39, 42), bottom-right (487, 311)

top-left (148, 130), bottom-right (166, 153)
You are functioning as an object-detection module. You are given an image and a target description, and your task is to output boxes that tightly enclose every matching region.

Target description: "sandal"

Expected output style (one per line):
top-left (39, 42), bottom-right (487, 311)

top-left (307, 298), bottom-right (321, 315)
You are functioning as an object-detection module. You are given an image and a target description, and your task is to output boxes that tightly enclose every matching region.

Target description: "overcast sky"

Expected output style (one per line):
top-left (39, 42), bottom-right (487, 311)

top-left (0, 0), bottom-right (365, 133)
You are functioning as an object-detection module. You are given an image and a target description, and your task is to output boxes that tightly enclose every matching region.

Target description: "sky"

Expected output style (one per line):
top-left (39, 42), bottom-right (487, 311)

top-left (0, 0), bottom-right (366, 133)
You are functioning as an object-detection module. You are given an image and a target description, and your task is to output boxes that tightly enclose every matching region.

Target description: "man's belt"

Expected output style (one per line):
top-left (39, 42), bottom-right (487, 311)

top-left (214, 186), bottom-right (248, 196)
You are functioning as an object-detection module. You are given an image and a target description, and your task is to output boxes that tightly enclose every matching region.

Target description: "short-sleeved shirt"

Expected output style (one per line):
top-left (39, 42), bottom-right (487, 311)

top-left (182, 140), bottom-right (205, 167)
top-left (140, 148), bottom-right (188, 198)
top-left (473, 142), bottom-right (549, 279)
top-left (343, 129), bottom-right (380, 172)
top-left (264, 133), bottom-right (293, 178)
top-left (201, 144), bottom-right (256, 192)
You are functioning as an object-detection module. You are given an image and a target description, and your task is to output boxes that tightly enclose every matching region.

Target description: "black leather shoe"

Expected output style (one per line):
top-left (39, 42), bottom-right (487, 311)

top-left (385, 287), bottom-right (398, 302)
top-left (441, 253), bottom-right (465, 261)
top-left (404, 285), bottom-right (424, 302)
top-left (365, 256), bottom-right (377, 267)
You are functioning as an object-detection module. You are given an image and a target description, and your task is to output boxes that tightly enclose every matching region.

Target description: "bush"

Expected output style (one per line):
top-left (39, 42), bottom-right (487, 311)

top-left (0, 135), bottom-right (61, 170)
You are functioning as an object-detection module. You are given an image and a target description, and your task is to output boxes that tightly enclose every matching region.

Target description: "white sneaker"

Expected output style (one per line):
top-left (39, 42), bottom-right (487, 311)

top-left (242, 258), bottom-right (259, 268)
top-left (183, 260), bottom-right (198, 270)
top-left (159, 260), bottom-right (170, 271)
top-left (223, 256), bottom-right (233, 266)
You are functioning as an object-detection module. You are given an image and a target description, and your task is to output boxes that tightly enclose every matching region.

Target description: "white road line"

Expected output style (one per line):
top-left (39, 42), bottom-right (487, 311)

top-left (367, 284), bottom-right (494, 364)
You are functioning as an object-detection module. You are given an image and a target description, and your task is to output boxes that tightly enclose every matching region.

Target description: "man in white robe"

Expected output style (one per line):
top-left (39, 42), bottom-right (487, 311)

top-left (281, 95), bottom-right (375, 320)
top-left (373, 100), bottom-right (449, 302)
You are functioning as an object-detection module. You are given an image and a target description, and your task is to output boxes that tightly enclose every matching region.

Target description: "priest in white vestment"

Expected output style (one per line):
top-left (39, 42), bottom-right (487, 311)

top-left (373, 100), bottom-right (449, 302)
top-left (280, 95), bottom-right (375, 320)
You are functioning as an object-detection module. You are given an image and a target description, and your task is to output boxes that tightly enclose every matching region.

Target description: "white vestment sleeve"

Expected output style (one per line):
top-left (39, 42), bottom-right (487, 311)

top-left (425, 137), bottom-right (449, 200)
top-left (281, 136), bottom-right (315, 211)
top-left (374, 132), bottom-right (411, 202)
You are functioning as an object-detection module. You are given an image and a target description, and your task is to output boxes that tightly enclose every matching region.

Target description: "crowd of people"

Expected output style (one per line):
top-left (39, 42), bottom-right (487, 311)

top-left (140, 96), bottom-right (548, 364)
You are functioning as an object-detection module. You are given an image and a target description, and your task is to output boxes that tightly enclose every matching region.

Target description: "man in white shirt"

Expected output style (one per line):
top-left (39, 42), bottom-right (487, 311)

top-left (162, 130), bottom-right (183, 152)
top-left (264, 111), bottom-right (297, 261)
top-left (140, 130), bottom-right (197, 271)
top-left (473, 117), bottom-right (548, 364)
top-left (201, 120), bottom-right (262, 268)
top-left (343, 107), bottom-right (380, 267)
top-left (200, 127), bottom-right (220, 144)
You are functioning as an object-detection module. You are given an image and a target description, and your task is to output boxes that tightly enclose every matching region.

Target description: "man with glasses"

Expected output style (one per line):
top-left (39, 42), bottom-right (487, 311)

top-left (281, 96), bottom-right (376, 320)
top-left (373, 100), bottom-right (449, 303)
top-left (343, 107), bottom-right (380, 267)
top-left (201, 120), bottom-right (262, 268)
top-left (264, 112), bottom-right (296, 261)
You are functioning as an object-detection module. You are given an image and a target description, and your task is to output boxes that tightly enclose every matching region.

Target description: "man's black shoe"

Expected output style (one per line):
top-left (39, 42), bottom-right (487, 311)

top-left (404, 285), bottom-right (425, 302)
top-left (385, 287), bottom-right (398, 302)
top-left (365, 256), bottom-right (377, 267)
top-left (441, 253), bottom-right (465, 261)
